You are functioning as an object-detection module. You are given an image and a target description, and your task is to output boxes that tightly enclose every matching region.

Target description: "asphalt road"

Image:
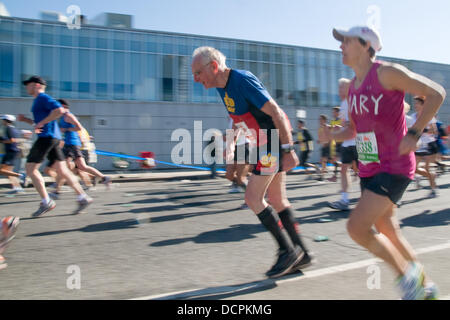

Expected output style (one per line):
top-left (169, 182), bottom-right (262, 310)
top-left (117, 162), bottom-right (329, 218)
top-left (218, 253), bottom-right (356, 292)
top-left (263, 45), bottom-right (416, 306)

top-left (0, 172), bottom-right (449, 300)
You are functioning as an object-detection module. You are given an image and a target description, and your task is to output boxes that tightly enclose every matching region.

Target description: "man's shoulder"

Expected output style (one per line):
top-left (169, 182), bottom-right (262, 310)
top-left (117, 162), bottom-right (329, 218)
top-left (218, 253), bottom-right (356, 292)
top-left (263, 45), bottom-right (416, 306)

top-left (233, 69), bottom-right (258, 82)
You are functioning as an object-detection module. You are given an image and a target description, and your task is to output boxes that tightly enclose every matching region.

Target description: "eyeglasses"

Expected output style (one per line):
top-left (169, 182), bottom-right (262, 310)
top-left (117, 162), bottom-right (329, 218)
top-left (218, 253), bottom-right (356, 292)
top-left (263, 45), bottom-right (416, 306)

top-left (193, 61), bottom-right (212, 77)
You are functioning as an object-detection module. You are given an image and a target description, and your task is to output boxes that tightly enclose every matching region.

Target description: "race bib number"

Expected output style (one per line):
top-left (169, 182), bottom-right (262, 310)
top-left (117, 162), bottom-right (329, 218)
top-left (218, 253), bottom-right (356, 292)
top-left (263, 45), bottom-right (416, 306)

top-left (356, 132), bottom-right (380, 164)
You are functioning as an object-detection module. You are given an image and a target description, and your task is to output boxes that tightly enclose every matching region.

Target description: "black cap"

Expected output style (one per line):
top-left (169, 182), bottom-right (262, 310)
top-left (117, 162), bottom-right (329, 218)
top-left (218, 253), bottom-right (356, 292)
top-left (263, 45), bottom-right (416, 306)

top-left (23, 75), bottom-right (47, 86)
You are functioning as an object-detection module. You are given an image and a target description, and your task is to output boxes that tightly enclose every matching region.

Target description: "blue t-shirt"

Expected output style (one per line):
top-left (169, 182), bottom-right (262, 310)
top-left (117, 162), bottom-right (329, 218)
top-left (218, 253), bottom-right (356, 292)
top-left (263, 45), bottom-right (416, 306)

top-left (2, 125), bottom-right (20, 153)
top-left (216, 69), bottom-right (277, 146)
top-left (59, 113), bottom-right (81, 146)
top-left (31, 93), bottom-right (62, 139)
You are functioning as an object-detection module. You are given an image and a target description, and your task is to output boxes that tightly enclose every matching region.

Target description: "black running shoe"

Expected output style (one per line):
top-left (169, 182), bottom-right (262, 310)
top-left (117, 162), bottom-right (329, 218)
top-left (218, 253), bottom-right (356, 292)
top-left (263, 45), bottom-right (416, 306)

top-left (265, 248), bottom-right (302, 278)
top-left (292, 251), bottom-right (315, 270)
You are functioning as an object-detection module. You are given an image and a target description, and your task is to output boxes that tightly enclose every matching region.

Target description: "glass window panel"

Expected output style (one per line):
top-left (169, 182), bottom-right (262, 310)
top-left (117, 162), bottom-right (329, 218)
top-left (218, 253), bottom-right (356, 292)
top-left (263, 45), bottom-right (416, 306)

top-left (39, 46), bottom-right (54, 95)
top-left (236, 43), bottom-right (245, 60)
top-left (78, 49), bottom-right (91, 97)
top-left (274, 47), bottom-right (282, 63)
top-left (286, 66), bottom-right (296, 106)
top-left (78, 29), bottom-right (91, 48)
top-left (96, 30), bottom-right (108, 49)
top-left (177, 37), bottom-right (190, 56)
top-left (177, 55), bottom-right (189, 102)
top-left (319, 67), bottom-right (328, 106)
top-left (0, 44), bottom-right (14, 96)
top-left (249, 62), bottom-right (258, 77)
top-left (219, 42), bottom-right (232, 59)
top-left (162, 55), bottom-right (174, 101)
top-left (262, 46), bottom-right (270, 62)
top-left (260, 63), bottom-right (272, 95)
top-left (41, 25), bottom-right (54, 45)
top-left (130, 33), bottom-right (141, 52)
top-left (249, 44), bottom-right (258, 61)
top-left (0, 20), bottom-right (14, 42)
top-left (59, 26), bottom-right (73, 46)
top-left (275, 64), bottom-right (284, 104)
top-left (161, 36), bottom-right (173, 54)
top-left (297, 48), bottom-right (305, 65)
top-left (192, 82), bottom-right (204, 103)
top-left (113, 52), bottom-right (125, 99)
top-left (145, 34), bottom-right (158, 52)
top-left (20, 22), bottom-right (36, 44)
top-left (295, 64), bottom-right (307, 106)
top-left (286, 48), bottom-right (295, 65)
top-left (59, 48), bottom-right (73, 96)
top-left (113, 32), bottom-right (126, 50)
top-left (143, 54), bottom-right (158, 101)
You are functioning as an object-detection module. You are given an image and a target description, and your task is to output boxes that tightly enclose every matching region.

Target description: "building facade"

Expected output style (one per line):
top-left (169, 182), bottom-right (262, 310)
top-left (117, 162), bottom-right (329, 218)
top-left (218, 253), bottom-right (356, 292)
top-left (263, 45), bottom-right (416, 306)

top-left (1, 16), bottom-right (449, 170)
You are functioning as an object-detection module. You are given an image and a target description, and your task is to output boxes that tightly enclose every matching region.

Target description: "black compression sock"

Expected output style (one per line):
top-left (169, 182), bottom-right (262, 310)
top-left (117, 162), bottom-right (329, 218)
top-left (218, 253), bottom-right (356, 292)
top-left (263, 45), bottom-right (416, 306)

top-left (257, 206), bottom-right (291, 252)
top-left (278, 207), bottom-right (309, 254)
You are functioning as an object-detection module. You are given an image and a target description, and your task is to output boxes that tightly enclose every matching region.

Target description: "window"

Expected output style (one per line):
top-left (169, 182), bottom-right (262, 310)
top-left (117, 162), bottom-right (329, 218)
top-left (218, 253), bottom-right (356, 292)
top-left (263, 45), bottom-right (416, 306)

top-left (78, 49), bottom-right (91, 98)
top-left (113, 32), bottom-right (126, 51)
top-left (113, 52), bottom-right (125, 99)
top-left (130, 33), bottom-right (142, 52)
top-left (59, 48), bottom-right (73, 97)
top-left (21, 22), bottom-right (36, 44)
top-left (41, 25), bottom-right (53, 45)
top-left (59, 26), bottom-right (73, 47)
top-left (40, 46), bottom-right (54, 95)
top-left (0, 20), bottom-right (14, 42)
top-left (96, 30), bottom-right (109, 49)
top-left (96, 50), bottom-right (108, 99)
top-left (0, 44), bottom-right (14, 96)
top-left (162, 55), bottom-right (174, 101)
top-left (78, 29), bottom-right (91, 48)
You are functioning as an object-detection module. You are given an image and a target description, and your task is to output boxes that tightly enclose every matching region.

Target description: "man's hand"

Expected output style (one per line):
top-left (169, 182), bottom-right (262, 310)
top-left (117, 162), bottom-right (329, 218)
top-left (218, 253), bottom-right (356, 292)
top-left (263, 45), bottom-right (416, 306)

top-left (282, 150), bottom-right (299, 172)
top-left (399, 134), bottom-right (419, 155)
top-left (33, 122), bottom-right (44, 134)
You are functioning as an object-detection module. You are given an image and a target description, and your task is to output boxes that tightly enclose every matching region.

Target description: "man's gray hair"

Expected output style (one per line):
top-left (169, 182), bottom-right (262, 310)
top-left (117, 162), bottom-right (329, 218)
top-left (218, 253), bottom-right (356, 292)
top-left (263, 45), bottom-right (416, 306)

top-left (192, 46), bottom-right (227, 69)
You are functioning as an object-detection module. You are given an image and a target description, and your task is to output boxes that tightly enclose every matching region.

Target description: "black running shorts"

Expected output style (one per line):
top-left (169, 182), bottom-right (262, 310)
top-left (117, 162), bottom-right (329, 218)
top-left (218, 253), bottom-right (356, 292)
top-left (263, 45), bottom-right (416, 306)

top-left (341, 146), bottom-right (358, 164)
top-left (360, 172), bottom-right (411, 205)
top-left (27, 138), bottom-right (65, 164)
top-left (63, 144), bottom-right (84, 159)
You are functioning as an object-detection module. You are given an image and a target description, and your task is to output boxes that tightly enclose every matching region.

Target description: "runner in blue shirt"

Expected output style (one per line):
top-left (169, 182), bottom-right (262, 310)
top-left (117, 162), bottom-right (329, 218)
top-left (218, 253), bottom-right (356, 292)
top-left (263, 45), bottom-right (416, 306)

top-left (0, 114), bottom-right (25, 193)
top-left (18, 76), bottom-right (92, 217)
top-left (192, 47), bottom-right (313, 278)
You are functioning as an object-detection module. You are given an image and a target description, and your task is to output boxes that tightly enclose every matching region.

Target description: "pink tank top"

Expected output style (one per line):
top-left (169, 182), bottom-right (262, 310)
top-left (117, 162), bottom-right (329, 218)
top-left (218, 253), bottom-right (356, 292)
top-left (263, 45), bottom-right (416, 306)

top-left (348, 61), bottom-right (415, 179)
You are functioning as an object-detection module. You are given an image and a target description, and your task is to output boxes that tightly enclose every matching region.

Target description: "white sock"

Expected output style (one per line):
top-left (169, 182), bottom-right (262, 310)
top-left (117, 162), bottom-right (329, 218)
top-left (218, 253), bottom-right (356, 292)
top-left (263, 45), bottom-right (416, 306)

top-left (77, 194), bottom-right (87, 201)
top-left (42, 197), bottom-right (50, 205)
top-left (341, 192), bottom-right (349, 203)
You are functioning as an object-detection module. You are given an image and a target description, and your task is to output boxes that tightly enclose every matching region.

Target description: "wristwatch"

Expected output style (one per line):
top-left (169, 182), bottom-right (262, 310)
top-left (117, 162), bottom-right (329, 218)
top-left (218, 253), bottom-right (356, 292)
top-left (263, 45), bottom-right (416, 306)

top-left (406, 128), bottom-right (421, 141)
top-left (281, 144), bottom-right (294, 153)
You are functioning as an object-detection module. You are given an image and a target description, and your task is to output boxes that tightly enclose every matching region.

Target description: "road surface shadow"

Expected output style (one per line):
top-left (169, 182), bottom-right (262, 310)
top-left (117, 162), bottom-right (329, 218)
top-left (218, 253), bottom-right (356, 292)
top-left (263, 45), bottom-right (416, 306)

top-left (400, 208), bottom-right (450, 228)
top-left (150, 223), bottom-right (265, 247)
top-left (151, 271), bottom-right (304, 300)
top-left (27, 218), bottom-right (139, 237)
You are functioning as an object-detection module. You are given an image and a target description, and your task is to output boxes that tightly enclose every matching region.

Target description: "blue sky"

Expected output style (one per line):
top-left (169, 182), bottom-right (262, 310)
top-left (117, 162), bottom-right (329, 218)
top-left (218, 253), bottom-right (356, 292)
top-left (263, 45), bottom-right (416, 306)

top-left (3, 0), bottom-right (450, 64)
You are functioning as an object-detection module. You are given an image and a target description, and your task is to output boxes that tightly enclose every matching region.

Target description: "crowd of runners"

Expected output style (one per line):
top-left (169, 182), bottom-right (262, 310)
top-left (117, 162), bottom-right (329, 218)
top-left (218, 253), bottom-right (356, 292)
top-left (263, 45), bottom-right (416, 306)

top-left (1, 25), bottom-right (449, 300)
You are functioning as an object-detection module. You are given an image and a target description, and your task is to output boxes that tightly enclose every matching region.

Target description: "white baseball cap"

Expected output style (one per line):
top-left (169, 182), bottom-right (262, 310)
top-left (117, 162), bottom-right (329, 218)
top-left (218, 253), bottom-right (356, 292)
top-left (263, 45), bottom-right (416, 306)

top-left (1, 114), bottom-right (16, 122)
top-left (333, 25), bottom-right (382, 52)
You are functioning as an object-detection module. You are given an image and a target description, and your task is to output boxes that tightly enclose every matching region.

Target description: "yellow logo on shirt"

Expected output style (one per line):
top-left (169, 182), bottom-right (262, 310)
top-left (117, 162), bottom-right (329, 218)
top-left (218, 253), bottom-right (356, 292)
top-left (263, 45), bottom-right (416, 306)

top-left (260, 153), bottom-right (277, 168)
top-left (224, 92), bottom-right (235, 113)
